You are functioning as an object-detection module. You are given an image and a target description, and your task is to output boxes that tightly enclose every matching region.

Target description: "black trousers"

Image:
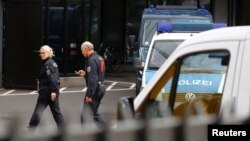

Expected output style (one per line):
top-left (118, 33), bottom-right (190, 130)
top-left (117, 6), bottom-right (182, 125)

top-left (29, 96), bottom-right (64, 129)
top-left (81, 84), bottom-right (106, 123)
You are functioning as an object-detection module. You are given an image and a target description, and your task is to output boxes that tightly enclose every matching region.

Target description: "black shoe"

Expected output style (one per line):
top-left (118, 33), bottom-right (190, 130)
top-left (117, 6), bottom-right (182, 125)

top-left (94, 114), bottom-right (106, 124)
top-left (26, 125), bottom-right (36, 131)
top-left (19, 126), bottom-right (35, 135)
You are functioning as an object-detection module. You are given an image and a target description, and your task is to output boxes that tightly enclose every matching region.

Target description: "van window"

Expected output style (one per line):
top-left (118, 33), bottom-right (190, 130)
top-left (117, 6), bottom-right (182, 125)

top-left (142, 20), bottom-right (160, 46)
top-left (141, 17), bottom-right (212, 47)
top-left (144, 40), bottom-right (183, 86)
top-left (151, 51), bottom-right (229, 116)
top-left (148, 40), bottom-right (183, 69)
top-left (142, 19), bottom-right (191, 46)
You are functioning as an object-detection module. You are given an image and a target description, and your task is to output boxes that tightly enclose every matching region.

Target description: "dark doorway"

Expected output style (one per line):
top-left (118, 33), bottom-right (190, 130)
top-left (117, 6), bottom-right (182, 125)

top-left (3, 0), bottom-right (43, 89)
top-left (44, 0), bottom-right (83, 75)
top-left (43, 0), bottom-right (102, 76)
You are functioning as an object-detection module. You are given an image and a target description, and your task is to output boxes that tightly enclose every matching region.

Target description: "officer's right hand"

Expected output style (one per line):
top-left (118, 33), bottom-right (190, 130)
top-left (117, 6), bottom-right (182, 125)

top-left (75, 70), bottom-right (85, 77)
top-left (51, 92), bottom-right (57, 101)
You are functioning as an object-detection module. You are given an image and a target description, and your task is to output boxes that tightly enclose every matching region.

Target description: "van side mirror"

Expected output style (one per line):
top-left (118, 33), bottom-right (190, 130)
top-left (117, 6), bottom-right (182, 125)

top-left (117, 96), bottom-right (135, 120)
top-left (128, 35), bottom-right (138, 50)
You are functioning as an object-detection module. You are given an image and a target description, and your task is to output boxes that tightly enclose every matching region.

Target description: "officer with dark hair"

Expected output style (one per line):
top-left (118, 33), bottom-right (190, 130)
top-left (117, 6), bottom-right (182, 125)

top-left (76, 41), bottom-right (106, 123)
top-left (28, 45), bottom-right (64, 130)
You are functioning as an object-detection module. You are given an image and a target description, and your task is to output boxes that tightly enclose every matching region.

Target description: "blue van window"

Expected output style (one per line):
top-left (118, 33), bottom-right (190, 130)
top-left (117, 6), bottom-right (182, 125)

top-left (143, 20), bottom-right (161, 46)
top-left (148, 40), bottom-right (183, 69)
top-left (144, 40), bottom-right (183, 85)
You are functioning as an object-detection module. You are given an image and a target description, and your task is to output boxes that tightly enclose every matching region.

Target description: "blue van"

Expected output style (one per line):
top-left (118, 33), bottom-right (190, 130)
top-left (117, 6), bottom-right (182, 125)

top-left (129, 5), bottom-right (213, 94)
top-left (142, 21), bottom-right (227, 93)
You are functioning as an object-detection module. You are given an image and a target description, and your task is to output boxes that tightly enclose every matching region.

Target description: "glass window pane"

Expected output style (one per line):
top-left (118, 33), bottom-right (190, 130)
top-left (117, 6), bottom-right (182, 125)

top-left (148, 40), bottom-right (183, 69)
top-left (152, 50), bottom-right (229, 117)
top-left (174, 51), bottom-right (229, 116)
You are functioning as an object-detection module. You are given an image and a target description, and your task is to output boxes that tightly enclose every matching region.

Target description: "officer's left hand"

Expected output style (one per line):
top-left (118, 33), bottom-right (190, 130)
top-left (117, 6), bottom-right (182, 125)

top-left (85, 96), bottom-right (93, 103)
top-left (51, 92), bottom-right (57, 101)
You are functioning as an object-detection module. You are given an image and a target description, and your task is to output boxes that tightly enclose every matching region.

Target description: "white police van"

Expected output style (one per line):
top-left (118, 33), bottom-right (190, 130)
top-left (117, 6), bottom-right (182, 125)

top-left (120, 25), bottom-right (250, 121)
top-left (141, 21), bottom-right (226, 92)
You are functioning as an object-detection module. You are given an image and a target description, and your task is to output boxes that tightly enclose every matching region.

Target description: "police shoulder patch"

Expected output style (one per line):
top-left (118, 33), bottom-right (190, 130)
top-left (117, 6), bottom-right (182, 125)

top-left (46, 69), bottom-right (51, 75)
top-left (52, 63), bottom-right (58, 67)
top-left (46, 66), bottom-right (51, 75)
top-left (87, 66), bottom-right (91, 72)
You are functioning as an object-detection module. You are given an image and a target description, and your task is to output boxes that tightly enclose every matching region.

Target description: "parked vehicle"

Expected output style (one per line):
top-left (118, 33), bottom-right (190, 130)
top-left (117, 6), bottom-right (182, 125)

top-left (140, 21), bottom-right (227, 92)
top-left (119, 26), bottom-right (250, 121)
top-left (128, 5), bottom-right (213, 94)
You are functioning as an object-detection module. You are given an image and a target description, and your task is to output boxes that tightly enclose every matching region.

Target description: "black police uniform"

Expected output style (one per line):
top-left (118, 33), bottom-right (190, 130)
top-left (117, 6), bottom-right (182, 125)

top-left (81, 52), bottom-right (105, 122)
top-left (29, 57), bottom-right (64, 129)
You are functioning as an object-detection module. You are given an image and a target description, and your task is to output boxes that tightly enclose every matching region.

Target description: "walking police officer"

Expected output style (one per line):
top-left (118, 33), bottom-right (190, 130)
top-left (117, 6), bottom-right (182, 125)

top-left (76, 41), bottom-right (106, 123)
top-left (28, 45), bottom-right (64, 130)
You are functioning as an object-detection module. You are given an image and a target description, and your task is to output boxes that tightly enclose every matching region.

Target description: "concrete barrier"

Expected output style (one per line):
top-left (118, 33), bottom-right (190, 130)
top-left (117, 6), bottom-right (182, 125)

top-left (60, 77), bottom-right (85, 87)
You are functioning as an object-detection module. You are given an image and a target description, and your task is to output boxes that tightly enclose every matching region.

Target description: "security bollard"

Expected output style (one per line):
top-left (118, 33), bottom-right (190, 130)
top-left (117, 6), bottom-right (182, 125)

top-left (117, 96), bottom-right (135, 121)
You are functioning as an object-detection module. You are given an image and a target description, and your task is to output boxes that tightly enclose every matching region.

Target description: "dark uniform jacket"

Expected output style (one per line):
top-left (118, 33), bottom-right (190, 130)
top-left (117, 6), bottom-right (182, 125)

top-left (84, 52), bottom-right (105, 98)
top-left (39, 57), bottom-right (60, 99)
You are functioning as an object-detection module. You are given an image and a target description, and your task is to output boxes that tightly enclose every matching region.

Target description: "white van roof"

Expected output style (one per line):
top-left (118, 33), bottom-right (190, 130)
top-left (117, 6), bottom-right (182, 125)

top-left (179, 26), bottom-right (250, 48)
top-left (152, 32), bottom-right (197, 40)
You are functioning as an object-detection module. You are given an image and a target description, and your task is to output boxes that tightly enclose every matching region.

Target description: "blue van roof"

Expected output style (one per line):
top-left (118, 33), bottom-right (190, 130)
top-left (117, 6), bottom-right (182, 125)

top-left (142, 6), bottom-right (212, 22)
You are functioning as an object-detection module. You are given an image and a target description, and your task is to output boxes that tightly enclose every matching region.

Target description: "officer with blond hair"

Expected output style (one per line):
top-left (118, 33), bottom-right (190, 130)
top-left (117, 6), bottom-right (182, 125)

top-left (28, 45), bottom-right (64, 130)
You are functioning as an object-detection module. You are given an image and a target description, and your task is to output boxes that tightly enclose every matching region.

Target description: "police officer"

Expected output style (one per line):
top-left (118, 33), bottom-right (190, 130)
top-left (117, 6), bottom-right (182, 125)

top-left (76, 41), bottom-right (105, 123)
top-left (28, 45), bottom-right (64, 130)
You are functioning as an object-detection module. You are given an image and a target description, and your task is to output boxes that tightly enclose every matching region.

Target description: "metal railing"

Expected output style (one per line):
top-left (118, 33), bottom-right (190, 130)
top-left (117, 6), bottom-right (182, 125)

top-left (0, 102), bottom-right (249, 141)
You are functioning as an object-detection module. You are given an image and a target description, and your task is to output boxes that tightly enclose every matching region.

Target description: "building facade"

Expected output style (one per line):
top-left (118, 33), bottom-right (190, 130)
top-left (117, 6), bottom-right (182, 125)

top-left (0, 0), bottom-right (249, 89)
